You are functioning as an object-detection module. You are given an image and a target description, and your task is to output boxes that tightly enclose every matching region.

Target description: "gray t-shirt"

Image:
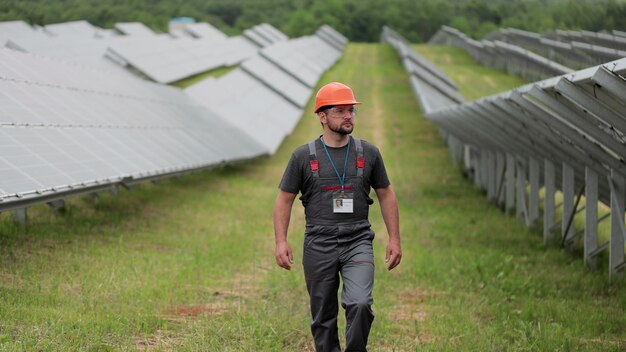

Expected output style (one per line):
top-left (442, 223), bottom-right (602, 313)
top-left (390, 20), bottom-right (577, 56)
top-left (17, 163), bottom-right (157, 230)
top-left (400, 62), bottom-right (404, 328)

top-left (279, 136), bottom-right (390, 224)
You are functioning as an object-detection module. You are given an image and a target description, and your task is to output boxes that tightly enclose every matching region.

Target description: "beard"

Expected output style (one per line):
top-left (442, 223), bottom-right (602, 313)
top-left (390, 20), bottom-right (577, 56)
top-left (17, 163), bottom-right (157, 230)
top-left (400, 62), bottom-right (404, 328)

top-left (328, 120), bottom-right (354, 135)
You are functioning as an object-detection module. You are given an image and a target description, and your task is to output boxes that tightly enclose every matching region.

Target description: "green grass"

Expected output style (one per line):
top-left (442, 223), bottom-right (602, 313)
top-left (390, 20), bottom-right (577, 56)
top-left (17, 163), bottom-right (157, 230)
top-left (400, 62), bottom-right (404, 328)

top-left (413, 44), bottom-right (527, 99)
top-left (1, 43), bottom-right (625, 351)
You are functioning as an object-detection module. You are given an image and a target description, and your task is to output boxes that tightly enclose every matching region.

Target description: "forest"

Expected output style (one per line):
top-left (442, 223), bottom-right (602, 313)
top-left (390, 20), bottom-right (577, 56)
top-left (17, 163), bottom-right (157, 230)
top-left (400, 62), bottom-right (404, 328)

top-left (1, 0), bottom-right (626, 42)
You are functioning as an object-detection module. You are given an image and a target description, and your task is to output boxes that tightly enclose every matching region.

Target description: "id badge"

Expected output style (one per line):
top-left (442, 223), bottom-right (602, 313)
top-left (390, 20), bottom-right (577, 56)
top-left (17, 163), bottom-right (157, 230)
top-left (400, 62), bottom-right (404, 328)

top-left (333, 192), bottom-right (353, 213)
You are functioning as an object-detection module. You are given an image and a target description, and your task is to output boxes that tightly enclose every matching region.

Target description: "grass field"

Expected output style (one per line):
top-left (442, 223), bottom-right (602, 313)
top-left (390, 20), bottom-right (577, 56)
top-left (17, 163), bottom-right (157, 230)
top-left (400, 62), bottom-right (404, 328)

top-left (1, 43), bottom-right (625, 351)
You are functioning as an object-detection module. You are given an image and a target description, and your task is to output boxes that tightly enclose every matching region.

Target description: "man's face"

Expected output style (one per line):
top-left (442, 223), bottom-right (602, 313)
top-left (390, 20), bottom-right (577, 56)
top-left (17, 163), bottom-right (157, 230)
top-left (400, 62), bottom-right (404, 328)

top-left (321, 104), bottom-right (356, 135)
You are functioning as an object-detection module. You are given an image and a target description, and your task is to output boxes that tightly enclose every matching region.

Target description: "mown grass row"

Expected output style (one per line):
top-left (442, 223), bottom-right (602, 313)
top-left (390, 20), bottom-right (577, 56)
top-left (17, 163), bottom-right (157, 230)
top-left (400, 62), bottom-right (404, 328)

top-left (0, 43), bottom-right (624, 351)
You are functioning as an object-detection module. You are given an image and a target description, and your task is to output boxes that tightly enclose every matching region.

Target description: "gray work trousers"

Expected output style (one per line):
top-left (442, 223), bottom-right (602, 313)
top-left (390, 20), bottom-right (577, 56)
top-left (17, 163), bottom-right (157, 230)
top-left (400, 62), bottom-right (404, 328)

top-left (302, 220), bottom-right (375, 352)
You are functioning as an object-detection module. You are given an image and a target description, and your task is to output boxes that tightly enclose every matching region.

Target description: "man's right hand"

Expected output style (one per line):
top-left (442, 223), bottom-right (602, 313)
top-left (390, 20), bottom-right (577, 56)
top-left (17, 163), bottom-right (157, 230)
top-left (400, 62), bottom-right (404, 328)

top-left (275, 241), bottom-right (294, 270)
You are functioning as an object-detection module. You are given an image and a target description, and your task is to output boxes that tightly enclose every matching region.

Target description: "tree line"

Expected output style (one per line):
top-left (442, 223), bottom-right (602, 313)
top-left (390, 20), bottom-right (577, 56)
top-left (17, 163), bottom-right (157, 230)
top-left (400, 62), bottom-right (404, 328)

top-left (1, 0), bottom-right (625, 42)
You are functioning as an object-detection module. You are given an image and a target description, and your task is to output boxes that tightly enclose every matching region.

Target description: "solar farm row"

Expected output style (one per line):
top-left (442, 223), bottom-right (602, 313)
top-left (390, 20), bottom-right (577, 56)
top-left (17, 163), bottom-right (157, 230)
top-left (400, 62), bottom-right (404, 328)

top-left (0, 20), bottom-right (347, 216)
top-left (383, 26), bottom-right (626, 278)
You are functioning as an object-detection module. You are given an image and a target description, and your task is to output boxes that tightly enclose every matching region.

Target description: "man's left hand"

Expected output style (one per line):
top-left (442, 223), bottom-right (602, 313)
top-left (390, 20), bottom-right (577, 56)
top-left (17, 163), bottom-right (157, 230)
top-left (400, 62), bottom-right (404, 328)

top-left (385, 240), bottom-right (402, 271)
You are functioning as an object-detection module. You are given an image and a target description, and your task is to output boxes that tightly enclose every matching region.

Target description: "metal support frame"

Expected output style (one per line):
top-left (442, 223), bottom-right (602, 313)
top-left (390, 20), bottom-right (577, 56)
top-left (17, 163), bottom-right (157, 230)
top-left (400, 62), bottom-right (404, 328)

top-left (529, 157), bottom-right (540, 226)
top-left (609, 170), bottom-right (626, 279)
top-left (496, 151), bottom-right (506, 207)
top-left (506, 154), bottom-right (516, 214)
top-left (562, 162), bottom-right (576, 244)
top-left (487, 150), bottom-right (497, 201)
top-left (481, 150), bottom-right (489, 191)
top-left (584, 167), bottom-right (599, 269)
top-left (473, 150), bottom-right (482, 188)
top-left (516, 156), bottom-right (528, 223)
top-left (464, 145), bottom-right (471, 172)
top-left (12, 208), bottom-right (27, 225)
top-left (562, 181), bottom-right (585, 248)
top-left (544, 159), bottom-right (556, 244)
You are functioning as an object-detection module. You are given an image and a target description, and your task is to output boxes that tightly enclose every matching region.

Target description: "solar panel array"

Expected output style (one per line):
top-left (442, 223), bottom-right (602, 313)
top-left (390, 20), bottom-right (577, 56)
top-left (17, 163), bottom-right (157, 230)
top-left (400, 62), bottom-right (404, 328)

top-left (0, 20), bottom-right (347, 216)
top-left (186, 29), bottom-right (347, 154)
top-left (384, 26), bottom-right (626, 278)
top-left (0, 48), bottom-right (265, 210)
top-left (106, 35), bottom-right (259, 83)
top-left (1, 20), bottom-right (138, 79)
top-left (1, 19), bottom-right (297, 84)
top-left (43, 20), bottom-right (102, 38)
top-left (548, 29), bottom-right (626, 51)
top-left (430, 26), bottom-right (573, 81)
top-left (486, 27), bottom-right (626, 69)
top-left (243, 23), bottom-right (288, 48)
top-left (316, 25), bottom-right (348, 51)
top-left (104, 22), bottom-right (293, 84)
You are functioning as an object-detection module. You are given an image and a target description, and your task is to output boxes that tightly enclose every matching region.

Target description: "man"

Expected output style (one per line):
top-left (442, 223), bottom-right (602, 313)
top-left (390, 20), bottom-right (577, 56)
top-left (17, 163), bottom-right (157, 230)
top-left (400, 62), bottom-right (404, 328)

top-left (274, 81), bottom-right (401, 352)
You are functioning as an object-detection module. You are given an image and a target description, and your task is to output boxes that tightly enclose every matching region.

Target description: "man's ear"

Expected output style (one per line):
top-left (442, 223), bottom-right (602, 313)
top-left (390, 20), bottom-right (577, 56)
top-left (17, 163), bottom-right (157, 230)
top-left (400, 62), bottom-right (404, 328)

top-left (318, 112), bottom-right (327, 125)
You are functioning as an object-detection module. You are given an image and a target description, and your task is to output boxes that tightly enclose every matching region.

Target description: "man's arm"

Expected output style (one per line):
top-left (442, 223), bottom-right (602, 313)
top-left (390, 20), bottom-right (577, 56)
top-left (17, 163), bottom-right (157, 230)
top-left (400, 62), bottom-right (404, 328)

top-left (274, 190), bottom-right (298, 270)
top-left (375, 185), bottom-right (402, 270)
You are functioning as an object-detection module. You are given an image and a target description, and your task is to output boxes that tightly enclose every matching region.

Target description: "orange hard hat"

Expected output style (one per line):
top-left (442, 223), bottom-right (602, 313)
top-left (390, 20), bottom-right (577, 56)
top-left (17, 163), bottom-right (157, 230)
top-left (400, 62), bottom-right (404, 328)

top-left (314, 82), bottom-right (361, 113)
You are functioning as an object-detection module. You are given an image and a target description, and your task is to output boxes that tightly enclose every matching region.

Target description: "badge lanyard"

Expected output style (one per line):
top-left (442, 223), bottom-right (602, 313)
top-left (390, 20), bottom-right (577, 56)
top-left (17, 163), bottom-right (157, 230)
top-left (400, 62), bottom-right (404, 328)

top-left (321, 137), bottom-right (351, 192)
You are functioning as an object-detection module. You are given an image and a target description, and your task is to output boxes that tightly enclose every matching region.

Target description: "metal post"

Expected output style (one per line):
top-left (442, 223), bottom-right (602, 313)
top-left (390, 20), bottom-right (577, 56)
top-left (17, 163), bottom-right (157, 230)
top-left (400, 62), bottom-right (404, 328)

top-left (487, 150), bottom-right (496, 201)
top-left (544, 160), bottom-right (556, 244)
top-left (516, 157), bottom-right (528, 222)
top-left (481, 150), bottom-right (489, 191)
top-left (464, 145), bottom-right (471, 172)
top-left (609, 170), bottom-right (625, 279)
top-left (496, 151), bottom-right (505, 207)
top-left (528, 157), bottom-right (540, 226)
top-left (506, 153), bottom-right (516, 214)
top-left (453, 138), bottom-right (464, 165)
top-left (447, 136), bottom-right (457, 163)
top-left (473, 150), bottom-right (481, 188)
top-left (458, 142), bottom-right (465, 165)
top-left (562, 162), bottom-right (575, 244)
top-left (13, 208), bottom-right (27, 225)
top-left (584, 167), bottom-right (598, 270)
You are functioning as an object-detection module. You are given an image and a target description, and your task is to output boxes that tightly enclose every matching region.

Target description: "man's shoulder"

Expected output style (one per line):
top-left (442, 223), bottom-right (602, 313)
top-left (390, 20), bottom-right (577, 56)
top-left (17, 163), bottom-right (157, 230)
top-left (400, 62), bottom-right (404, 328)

top-left (354, 137), bottom-right (380, 154)
top-left (291, 139), bottom-right (318, 159)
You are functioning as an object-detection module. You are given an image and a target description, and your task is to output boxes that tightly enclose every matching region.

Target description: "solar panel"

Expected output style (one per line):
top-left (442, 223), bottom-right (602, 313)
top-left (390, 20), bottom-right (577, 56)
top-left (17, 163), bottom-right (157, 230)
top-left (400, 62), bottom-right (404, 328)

top-left (319, 25), bottom-right (348, 45)
top-left (1, 22), bottom-right (140, 78)
top-left (43, 20), bottom-right (100, 37)
top-left (316, 25), bottom-right (348, 50)
top-left (259, 41), bottom-right (322, 88)
top-left (0, 48), bottom-right (266, 205)
top-left (243, 28), bottom-right (271, 47)
top-left (259, 23), bottom-right (289, 42)
top-left (250, 24), bottom-right (287, 45)
top-left (6, 36), bottom-right (137, 76)
top-left (169, 29), bottom-right (193, 39)
top-left (95, 29), bottom-right (120, 38)
top-left (184, 22), bottom-right (228, 41)
top-left (240, 55), bottom-right (312, 108)
top-left (403, 58), bottom-right (463, 103)
top-left (0, 20), bottom-right (38, 45)
top-left (185, 68), bottom-right (301, 154)
top-left (106, 36), bottom-right (258, 83)
top-left (114, 22), bottom-right (157, 36)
